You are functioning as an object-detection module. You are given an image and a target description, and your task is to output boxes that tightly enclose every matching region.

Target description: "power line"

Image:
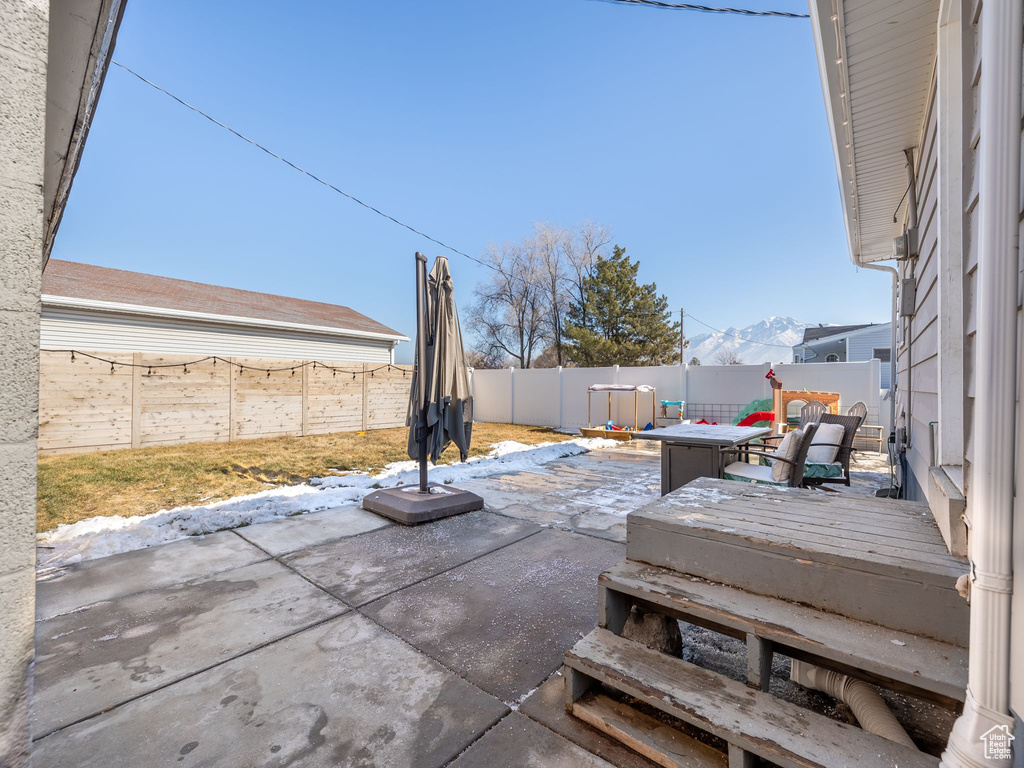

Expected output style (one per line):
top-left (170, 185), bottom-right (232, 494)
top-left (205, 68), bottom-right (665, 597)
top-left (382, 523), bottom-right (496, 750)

top-left (110, 61), bottom-right (494, 271)
top-left (590, 0), bottom-right (809, 17)
top-left (684, 312), bottom-right (798, 348)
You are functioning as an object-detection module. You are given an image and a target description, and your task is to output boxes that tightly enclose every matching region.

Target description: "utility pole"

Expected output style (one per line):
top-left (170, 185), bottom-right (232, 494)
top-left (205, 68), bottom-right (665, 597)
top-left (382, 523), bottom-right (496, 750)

top-left (679, 308), bottom-right (685, 365)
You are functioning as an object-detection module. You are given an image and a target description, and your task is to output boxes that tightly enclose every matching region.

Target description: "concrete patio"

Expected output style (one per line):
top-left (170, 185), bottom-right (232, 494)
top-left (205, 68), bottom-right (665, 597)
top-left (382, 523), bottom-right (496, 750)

top-left (31, 441), bottom-right (893, 767)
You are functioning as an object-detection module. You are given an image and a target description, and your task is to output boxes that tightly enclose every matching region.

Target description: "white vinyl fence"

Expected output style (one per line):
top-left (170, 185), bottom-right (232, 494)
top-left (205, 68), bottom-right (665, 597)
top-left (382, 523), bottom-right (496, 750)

top-left (471, 360), bottom-right (888, 432)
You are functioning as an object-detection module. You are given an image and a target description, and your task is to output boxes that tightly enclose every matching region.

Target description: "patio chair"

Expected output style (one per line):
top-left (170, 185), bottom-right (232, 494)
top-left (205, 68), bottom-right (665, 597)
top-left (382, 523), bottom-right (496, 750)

top-left (760, 399), bottom-right (830, 448)
top-left (801, 400), bottom-right (829, 425)
top-left (720, 424), bottom-right (820, 488)
top-left (802, 412), bottom-right (863, 488)
top-left (847, 401), bottom-right (868, 421)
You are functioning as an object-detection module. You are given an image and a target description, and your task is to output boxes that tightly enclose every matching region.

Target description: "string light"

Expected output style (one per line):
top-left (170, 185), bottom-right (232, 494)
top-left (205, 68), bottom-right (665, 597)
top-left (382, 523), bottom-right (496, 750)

top-left (53, 351), bottom-right (403, 379)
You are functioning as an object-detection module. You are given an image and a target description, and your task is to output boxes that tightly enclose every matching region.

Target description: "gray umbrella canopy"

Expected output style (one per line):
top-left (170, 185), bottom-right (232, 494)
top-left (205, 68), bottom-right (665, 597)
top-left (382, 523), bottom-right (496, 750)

top-left (407, 256), bottom-right (474, 464)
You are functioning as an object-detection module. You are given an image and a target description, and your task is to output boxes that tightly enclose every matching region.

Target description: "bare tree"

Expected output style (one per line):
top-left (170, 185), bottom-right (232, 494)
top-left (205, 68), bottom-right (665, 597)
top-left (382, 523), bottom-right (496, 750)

top-left (469, 240), bottom-right (549, 369)
top-left (713, 349), bottom-right (744, 365)
top-left (534, 224), bottom-right (569, 366)
top-left (465, 346), bottom-right (507, 370)
top-left (562, 220), bottom-right (613, 334)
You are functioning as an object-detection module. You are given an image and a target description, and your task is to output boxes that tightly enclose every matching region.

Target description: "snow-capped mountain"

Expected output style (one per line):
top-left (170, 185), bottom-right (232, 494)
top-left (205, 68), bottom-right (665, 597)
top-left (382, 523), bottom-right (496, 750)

top-left (687, 316), bottom-right (812, 366)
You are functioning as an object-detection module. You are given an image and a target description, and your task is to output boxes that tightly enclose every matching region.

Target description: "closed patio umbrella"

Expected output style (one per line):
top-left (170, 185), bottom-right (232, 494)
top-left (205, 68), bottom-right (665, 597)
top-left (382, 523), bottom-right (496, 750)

top-left (407, 254), bottom-right (473, 467)
top-left (362, 253), bottom-right (483, 525)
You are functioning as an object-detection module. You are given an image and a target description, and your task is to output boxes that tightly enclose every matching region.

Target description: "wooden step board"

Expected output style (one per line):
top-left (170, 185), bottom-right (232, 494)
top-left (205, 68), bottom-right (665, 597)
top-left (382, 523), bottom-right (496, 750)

top-left (599, 560), bottom-right (967, 706)
top-left (565, 628), bottom-right (940, 768)
top-left (573, 691), bottom-right (727, 768)
top-left (626, 478), bottom-right (969, 646)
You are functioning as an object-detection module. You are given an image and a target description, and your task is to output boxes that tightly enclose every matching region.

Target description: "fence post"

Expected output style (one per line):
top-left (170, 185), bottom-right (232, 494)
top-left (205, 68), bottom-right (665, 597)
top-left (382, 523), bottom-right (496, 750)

top-left (557, 366), bottom-right (563, 429)
top-left (131, 353), bottom-right (142, 449)
top-left (301, 361), bottom-right (310, 437)
top-left (228, 358), bottom-right (237, 442)
top-left (509, 367), bottom-right (515, 425)
top-left (361, 363), bottom-right (369, 430)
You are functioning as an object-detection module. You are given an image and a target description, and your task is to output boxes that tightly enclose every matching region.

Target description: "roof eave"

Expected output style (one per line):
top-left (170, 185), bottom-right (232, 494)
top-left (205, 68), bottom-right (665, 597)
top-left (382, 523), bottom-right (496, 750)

top-left (809, 0), bottom-right (861, 268)
top-left (41, 294), bottom-right (410, 343)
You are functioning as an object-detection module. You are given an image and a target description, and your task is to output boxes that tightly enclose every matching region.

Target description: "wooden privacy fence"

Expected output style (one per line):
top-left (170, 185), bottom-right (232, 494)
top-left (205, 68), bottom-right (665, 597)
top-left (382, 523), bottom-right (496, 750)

top-left (39, 351), bottom-right (412, 455)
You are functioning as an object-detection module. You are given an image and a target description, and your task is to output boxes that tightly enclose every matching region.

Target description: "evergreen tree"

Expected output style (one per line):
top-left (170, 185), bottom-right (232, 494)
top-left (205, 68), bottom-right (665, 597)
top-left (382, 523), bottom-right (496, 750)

top-left (564, 246), bottom-right (682, 366)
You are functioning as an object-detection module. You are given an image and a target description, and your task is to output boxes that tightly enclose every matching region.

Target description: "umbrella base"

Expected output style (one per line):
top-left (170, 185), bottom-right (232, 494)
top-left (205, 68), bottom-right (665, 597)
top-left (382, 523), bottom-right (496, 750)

top-left (361, 483), bottom-right (484, 525)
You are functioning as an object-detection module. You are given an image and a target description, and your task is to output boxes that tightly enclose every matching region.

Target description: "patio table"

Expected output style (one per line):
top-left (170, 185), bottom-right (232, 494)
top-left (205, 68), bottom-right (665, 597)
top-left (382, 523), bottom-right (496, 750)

top-left (632, 423), bottom-right (772, 495)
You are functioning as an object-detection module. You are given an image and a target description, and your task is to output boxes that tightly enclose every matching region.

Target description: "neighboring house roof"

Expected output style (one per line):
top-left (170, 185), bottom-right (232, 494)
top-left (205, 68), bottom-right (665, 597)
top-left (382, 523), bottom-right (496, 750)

top-left (42, 260), bottom-right (407, 342)
top-left (800, 324), bottom-right (875, 344)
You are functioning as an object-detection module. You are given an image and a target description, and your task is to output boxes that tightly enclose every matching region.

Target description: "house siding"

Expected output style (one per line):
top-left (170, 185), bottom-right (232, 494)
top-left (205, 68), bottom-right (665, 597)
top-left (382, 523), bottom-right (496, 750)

top-left (40, 307), bottom-right (395, 363)
top-left (897, 69), bottom-right (940, 503)
top-left (846, 325), bottom-right (893, 388)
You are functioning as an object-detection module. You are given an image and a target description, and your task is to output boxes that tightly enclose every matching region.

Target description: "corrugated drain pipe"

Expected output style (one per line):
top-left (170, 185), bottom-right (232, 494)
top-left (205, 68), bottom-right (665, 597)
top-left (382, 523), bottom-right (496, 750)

top-left (791, 661), bottom-right (915, 748)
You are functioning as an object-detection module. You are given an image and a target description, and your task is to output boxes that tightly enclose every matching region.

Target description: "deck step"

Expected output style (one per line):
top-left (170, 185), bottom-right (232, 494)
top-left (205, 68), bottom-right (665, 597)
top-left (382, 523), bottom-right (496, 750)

top-left (626, 478), bottom-right (969, 646)
top-left (573, 690), bottom-right (727, 768)
top-left (599, 560), bottom-right (967, 706)
top-left (565, 628), bottom-right (939, 768)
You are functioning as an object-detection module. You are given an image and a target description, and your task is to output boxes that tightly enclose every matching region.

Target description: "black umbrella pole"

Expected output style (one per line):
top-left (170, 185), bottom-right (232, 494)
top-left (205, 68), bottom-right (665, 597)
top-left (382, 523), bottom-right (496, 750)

top-left (415, 252), bottom-right (429, 494)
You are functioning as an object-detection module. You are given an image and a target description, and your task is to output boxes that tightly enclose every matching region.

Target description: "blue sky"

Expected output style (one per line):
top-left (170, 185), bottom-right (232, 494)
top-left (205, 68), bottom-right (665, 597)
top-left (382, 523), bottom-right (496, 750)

top-left (54, 0), bottom-right (891, 363)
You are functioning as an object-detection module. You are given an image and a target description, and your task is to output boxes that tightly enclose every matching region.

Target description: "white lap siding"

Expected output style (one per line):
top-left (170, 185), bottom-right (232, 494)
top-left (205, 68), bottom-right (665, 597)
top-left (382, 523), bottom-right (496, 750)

top-left (897, 76), bottom-right (940, 502)
top-left (40, 307), bottom-right (395, 363)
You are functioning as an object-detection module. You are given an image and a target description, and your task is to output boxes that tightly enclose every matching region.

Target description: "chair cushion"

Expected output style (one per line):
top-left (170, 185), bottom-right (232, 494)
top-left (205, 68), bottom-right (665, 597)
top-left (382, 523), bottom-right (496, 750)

top-left (803, 462), bottom-right (844, 479)
top-left (807, 422), bottom-right (846, 464)
top-left (772, 428), bottom-right (804, 483)
top-left (723, 462), bottom-right (786, 486)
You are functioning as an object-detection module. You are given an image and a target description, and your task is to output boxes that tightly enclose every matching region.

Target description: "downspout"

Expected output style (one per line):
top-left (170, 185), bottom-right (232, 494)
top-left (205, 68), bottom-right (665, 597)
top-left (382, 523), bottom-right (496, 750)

top-left (940, 1), bottom-right (1022, 765)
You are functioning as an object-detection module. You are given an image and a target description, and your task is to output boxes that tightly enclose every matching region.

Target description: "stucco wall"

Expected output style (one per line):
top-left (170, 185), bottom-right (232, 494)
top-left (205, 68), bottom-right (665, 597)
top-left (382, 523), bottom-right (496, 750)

top-left (0, 0), bottom-right (47, 764)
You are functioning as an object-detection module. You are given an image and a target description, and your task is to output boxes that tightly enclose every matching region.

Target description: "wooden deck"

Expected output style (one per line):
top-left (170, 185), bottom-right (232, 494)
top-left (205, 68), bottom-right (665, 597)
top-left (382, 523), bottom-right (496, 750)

top-left (625, 478), bottom-right (969, 646)
top-left (563, 477), bottom-right (969, 767)
top-left (598, 560), bottom-right (967, 706)
top-left (565, 629), bottom-right (939, 768)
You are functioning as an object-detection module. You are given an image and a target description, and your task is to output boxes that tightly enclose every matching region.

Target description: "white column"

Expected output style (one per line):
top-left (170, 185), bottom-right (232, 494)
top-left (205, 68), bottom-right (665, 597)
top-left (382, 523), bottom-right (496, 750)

top-left (941, 1), bottom-right (1022, 765)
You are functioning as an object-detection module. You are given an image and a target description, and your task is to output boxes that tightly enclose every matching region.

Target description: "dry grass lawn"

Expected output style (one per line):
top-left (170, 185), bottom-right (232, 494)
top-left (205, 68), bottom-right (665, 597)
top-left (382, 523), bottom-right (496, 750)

top-left (37, 423), bottom-right (573, 532)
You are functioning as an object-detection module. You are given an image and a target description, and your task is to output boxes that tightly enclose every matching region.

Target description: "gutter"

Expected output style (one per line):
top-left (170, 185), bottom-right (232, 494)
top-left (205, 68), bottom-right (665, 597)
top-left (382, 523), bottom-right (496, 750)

top-left (41, 294), bottom-right (410, 343)
top-left (940, 2), bottom-right (1022, 766)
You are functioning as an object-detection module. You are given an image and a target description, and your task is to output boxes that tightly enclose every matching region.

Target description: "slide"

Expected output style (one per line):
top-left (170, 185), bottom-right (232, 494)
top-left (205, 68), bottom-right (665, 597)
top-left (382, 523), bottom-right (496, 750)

top-left (735, 411), bottom-right (775, 427)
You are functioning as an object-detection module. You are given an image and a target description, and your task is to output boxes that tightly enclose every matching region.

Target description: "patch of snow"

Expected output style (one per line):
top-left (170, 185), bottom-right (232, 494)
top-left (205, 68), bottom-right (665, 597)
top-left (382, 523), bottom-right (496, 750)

top-left (664, 486), bottom-right (736, 509)
top-left (37, 437), bottom-right (617, 568)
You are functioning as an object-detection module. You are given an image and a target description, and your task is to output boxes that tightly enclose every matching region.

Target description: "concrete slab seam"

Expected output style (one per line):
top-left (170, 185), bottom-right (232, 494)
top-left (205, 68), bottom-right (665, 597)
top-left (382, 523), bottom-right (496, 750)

top-left (30, 608), bottom-right (349, 743)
